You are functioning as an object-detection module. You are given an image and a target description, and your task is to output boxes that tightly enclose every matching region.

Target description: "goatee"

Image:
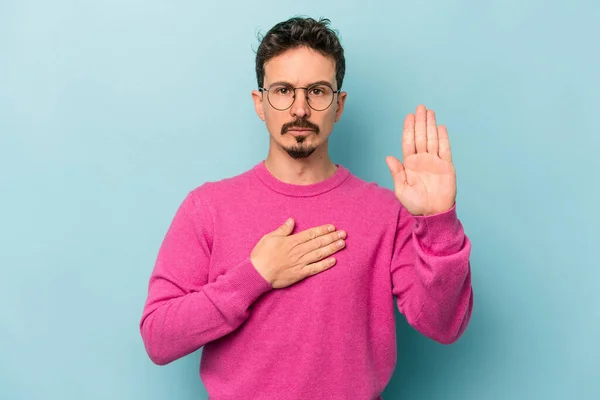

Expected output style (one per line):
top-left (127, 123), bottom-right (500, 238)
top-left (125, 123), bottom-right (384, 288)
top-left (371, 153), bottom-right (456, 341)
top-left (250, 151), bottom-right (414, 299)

top-left (280, 118), bottom-right (320, 159)
top-left (285, 144), bottom-right (317, 159)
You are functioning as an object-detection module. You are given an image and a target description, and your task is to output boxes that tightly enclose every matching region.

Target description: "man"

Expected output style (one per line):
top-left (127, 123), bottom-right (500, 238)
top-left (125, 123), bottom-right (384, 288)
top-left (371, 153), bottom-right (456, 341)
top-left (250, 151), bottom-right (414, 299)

top-left (140, 16), bottom-right (473, 400)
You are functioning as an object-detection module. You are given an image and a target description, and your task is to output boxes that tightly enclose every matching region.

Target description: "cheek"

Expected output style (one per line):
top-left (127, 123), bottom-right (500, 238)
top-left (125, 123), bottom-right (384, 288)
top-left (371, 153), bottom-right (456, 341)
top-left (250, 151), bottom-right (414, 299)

top-left (318, 110), bottom-right (337, 130)
top-left (264, 110), bottom-right (285, 134)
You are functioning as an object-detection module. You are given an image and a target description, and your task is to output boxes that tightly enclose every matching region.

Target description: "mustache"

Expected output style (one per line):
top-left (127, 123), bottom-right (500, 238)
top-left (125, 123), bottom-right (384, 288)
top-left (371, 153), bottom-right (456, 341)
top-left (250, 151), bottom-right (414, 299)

top-left (281, 119), bottom-right (320, 135)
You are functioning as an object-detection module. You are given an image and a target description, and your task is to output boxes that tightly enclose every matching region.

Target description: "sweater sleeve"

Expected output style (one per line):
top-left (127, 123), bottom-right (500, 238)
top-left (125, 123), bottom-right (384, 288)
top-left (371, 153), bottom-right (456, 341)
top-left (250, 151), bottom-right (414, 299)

top-left (139, 190), bottom-right (273, 365)
top-left (390, 203), bottom-right (473, 344)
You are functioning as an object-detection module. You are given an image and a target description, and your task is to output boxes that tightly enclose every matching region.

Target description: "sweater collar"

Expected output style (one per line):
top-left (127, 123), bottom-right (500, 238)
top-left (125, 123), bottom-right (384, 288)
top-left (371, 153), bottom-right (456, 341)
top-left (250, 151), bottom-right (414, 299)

top-left (252, 160), bottom-right (351, 197)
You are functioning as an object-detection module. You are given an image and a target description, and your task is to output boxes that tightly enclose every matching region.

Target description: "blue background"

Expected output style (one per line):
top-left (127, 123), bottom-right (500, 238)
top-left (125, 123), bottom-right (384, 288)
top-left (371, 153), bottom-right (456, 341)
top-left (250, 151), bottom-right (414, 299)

top-left (1, 0), bottom-right (598, 399)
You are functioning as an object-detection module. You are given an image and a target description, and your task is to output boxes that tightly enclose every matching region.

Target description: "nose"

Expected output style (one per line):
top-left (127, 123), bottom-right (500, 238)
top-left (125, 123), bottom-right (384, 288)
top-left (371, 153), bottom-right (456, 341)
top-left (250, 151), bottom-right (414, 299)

top-left (290, 89), bottom-right (311, 119)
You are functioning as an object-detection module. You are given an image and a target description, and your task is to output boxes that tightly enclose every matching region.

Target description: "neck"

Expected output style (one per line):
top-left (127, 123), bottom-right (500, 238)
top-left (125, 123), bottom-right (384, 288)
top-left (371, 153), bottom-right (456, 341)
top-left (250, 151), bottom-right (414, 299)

top-left (264, 142), bottom-right (337, 185)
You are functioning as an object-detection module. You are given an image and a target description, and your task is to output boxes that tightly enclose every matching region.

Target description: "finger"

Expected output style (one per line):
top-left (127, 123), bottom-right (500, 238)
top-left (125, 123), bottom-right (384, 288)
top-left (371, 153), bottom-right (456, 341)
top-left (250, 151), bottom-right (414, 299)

top-left (292, 224), bottom-right (336, 245)
top-left (274, 218), bottom-right (295, 236)
top-left (438, 124), bottom-right (452, 163)
top-left (426, 109), bottom-right (439, 155)
top-left (297, 230), bottom-right (346, 254)
top-left (402, 113), bottom-right (416, 158)
top-left (301, 238), bottom-right (345, 265)
top-left (415, 104), bottom-right (427, 153)
top-left (302, 257), bottom-right (337, 278)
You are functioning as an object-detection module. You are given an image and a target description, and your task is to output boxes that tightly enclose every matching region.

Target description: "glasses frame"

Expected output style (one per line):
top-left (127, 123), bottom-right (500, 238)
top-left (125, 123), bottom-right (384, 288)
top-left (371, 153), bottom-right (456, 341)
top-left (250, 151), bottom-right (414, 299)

top-left (258, 83), bottom-right (342, 111)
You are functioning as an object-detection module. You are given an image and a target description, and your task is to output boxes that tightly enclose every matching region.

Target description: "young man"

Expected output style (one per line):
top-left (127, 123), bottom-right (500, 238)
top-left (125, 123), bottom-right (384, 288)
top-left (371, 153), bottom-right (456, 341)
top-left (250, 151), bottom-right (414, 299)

top-left (140, 16), bottom-right (473, 400)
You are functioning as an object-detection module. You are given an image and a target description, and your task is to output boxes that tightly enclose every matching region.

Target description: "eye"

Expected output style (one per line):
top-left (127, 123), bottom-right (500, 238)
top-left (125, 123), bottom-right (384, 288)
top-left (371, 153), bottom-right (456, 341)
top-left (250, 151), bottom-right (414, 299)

top-left (274, 86), bottom-right (291, 95)
top-left (309, 86), bottom-right (331, 96)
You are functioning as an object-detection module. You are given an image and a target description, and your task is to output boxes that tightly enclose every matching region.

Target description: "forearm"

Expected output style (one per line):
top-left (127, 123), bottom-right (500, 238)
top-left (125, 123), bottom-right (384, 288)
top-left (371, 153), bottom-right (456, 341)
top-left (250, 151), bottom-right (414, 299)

top-left (393, 205), bottom-right (474, 344)
top-left (410, 237), bottom-right (473, 344)
top-left (140, 258), bottom-right (272, 365)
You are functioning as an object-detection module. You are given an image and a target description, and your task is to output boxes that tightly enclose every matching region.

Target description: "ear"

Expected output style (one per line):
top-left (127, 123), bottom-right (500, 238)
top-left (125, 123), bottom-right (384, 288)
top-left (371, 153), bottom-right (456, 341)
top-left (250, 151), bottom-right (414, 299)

top-left (252, 90), bottom-right (266, 121)
top-left (334, 91), bottom-right (347, 123)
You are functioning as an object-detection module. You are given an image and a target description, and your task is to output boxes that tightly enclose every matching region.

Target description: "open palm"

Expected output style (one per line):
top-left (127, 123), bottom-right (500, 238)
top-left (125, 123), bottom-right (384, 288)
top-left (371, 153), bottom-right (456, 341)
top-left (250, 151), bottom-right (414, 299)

top-left (386, 105), bottom-right (457, 216)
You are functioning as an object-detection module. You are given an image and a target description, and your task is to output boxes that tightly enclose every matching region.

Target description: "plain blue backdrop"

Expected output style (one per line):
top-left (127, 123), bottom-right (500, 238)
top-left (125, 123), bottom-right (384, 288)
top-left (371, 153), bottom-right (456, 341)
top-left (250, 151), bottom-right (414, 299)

top-left (1, 1), bottom-right (598, 399)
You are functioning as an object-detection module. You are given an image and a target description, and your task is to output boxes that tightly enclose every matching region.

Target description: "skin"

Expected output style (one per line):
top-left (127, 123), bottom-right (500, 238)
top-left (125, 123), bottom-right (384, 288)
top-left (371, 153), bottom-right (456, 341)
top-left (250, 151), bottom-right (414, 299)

top-left (252, 46), bottom-right (457, 216)
top-left (385, 107), bottom-right (457, 216)
top-left (252, 46), bottom-right (347, 185)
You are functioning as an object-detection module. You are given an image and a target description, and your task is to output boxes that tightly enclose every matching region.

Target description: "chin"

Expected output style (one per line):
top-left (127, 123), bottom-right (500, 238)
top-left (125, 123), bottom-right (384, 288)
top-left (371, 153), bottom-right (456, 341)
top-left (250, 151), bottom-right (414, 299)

top-left (283, 144), bottom-right (318, 159)
top-left (287, 150), bottom-right (317, 159)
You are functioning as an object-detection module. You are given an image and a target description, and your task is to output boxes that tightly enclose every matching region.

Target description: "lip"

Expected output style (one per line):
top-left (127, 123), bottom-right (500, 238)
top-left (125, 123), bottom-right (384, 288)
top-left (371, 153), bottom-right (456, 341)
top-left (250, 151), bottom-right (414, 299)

top-left (287, 129), bottom-right (313, 134)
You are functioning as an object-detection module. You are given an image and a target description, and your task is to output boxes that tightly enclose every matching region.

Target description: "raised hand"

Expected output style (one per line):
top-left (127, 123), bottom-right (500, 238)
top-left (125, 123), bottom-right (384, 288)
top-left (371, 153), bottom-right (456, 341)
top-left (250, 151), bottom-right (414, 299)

top-left (385, 104), bottom-right (457, 216)
top-left (250, 218), bottom-right (347, 289)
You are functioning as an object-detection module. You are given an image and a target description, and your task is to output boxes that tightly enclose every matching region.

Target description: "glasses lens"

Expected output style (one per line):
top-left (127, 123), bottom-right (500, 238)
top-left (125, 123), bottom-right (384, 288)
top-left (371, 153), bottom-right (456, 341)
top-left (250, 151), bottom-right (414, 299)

top-left (268, 85), bottom-right (294, 110)
top-left (306, 85), bottom-right (334, 111)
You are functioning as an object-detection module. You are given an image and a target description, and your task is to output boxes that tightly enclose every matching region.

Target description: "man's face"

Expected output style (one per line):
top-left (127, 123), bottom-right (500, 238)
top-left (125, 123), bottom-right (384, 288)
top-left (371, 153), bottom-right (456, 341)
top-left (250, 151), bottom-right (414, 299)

top-left (252, 46), bottom-right (347, 159)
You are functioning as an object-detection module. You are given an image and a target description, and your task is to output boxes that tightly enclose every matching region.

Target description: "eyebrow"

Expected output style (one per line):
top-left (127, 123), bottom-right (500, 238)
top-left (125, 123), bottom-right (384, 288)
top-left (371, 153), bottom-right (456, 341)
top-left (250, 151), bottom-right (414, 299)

top-left (268, 80), bottom-right (335, 88)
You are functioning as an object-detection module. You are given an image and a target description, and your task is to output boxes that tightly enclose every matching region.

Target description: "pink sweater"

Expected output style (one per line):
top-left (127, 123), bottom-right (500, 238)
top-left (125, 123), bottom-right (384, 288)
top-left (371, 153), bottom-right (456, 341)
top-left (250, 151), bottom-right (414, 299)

top-left (140, 160), bottom-right (473, 399)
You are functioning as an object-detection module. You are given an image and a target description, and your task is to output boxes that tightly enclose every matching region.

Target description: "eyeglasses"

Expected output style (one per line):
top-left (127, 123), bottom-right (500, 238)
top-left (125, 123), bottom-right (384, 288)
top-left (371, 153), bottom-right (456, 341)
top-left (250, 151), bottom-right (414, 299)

top-left (258, 82), bottom-right (341, 111)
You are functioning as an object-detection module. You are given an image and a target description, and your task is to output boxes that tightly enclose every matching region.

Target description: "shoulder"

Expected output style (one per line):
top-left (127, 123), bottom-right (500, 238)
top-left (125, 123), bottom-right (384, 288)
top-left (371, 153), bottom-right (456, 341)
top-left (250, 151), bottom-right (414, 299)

top-left (344, 171), bottom-right (401, 209)
top-left (187, 165), bottom-right (255, 206)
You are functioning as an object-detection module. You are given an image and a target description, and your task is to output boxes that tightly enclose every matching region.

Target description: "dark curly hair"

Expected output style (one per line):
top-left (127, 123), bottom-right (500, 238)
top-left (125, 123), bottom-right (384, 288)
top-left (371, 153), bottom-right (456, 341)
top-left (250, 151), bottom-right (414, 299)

top-left (255, 16), bottom-right (346, 90)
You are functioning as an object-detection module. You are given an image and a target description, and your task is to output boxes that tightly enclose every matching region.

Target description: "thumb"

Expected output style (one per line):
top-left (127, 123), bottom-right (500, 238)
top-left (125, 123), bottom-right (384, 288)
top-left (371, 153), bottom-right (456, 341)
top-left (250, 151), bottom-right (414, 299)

top-left (275, 218), bottom-right (295, 236)
top-left (386, 155), bottom-right (407, 191)
top-left (386, 156), bottom-right (406, 179)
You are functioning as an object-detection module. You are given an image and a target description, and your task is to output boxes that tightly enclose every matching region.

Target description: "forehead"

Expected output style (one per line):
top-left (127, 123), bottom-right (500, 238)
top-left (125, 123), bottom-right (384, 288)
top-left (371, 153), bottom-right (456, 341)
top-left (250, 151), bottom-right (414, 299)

top-left (263, 46), bottom-right (336, 86)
